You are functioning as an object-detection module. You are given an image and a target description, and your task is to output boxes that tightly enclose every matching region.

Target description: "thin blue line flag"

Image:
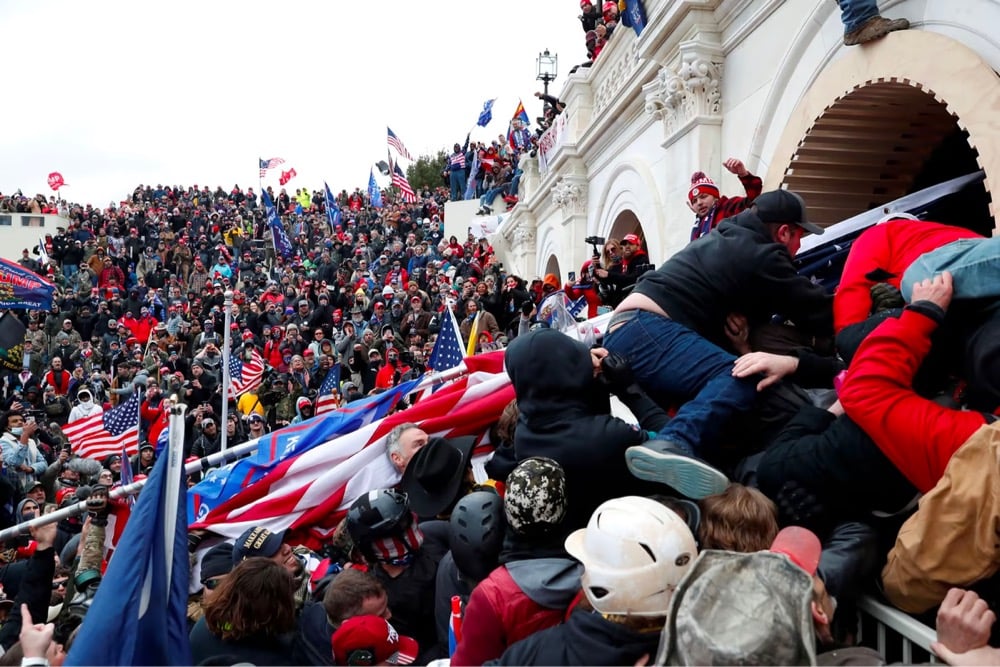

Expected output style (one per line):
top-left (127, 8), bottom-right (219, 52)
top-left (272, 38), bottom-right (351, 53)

top-left (324, 181), bottom-right (343, 231)
top-left (65, 427), bottom-right (191, 665)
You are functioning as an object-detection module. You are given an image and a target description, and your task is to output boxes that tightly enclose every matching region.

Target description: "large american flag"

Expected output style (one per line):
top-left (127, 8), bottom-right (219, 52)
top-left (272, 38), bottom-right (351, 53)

top-left (428, 307), bottom-right (465, 371)
top-left (190, 353), bottom-right (510, 549)
top-left (259, 157), bottom-right (286, 178)
top-left (391, 162), bottom-right (418, 204)
top-left (63, 391), bottom-right (141, 461)
top-left (386, 127), bottom-right (413, 161)
top-left (315, 366), bottom-right (341, 415)
top-left (228, 349), bottom-right (266, 398)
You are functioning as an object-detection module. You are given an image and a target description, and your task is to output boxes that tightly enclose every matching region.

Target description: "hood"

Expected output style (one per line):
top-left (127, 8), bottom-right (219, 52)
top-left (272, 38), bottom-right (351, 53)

top-left (506, 329), bottom-right (599, 418)
top-left (506, 558), bottom-right (583, 609)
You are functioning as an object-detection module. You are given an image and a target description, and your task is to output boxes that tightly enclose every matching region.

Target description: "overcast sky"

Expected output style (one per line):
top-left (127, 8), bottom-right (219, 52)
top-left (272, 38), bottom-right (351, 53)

top-left (0, 1), bottom-right (587, 206)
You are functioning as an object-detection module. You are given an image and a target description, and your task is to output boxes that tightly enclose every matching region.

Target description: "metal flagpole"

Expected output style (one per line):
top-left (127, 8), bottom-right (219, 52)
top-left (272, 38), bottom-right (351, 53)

top-left (220, 290), bottom-right (233, 452)
top-left (0, 361), bottom-right (477, 541)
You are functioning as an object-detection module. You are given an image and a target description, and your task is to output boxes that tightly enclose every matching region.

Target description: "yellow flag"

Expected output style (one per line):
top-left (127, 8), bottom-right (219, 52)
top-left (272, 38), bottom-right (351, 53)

top-left (465, 311), bottom-right (481, 357)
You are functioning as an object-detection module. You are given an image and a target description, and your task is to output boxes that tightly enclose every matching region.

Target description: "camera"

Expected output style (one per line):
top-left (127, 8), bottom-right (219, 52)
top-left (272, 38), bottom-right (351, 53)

top-left (585, 236), bottom-right (606, 257)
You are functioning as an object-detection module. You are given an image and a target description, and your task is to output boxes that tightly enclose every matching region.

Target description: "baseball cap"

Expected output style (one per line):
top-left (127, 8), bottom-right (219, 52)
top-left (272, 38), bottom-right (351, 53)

top-left (332, 616), bottom-right (418, 665)
top-left (769, 526), bottom-right (822, 576)
top-left (752, 190), bottom-right (824, 235)
top-left (622, 233), bottom-right (641, 245)
top-left (232, 526), bottom-right (286, 564)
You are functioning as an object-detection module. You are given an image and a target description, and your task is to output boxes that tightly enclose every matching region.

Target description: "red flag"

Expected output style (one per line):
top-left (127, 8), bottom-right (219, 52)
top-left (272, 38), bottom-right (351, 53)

top-left (47, 172), bottom-right (67, 191)
top-left (279, 168), bottom-right (297, 186)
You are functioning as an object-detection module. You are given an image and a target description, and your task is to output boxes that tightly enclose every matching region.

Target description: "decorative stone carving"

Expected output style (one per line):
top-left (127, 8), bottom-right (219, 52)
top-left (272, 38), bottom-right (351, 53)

top-left (551, 178), bottom-right (588, 214)
top-left (592, 39), bottom-right (641, 117)
top-left (513, 222), bottom-right (536, 247)
top-left (645, 51), bottom-right (724, 139)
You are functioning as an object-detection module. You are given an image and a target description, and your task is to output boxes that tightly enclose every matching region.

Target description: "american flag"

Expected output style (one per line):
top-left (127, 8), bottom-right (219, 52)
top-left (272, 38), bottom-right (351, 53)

top-left (391, 162), bottom-right (418, 203)
top-left (64, 391), bottom-right (141, 461)
top-left (259, 157), bottom-right (286, 178)
top-left (387, 127), bottom-right (413, 161)
top-left (228, 349), bottom-right (266, 398)
top-left (315, 366), bottom-right (342, 415)
top-left (190, 353), bottom-right (509, 549)
top-left (428, 307), bottom-right (465, 371)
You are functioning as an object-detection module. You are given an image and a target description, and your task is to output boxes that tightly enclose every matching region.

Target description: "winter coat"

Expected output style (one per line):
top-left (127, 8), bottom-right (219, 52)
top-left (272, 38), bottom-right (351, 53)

top-left (189, 617), bottom-right (295, 666)
top-left (506, 328), bottom-right (670, 530)
top-left (452, 558), bottom-right (581, 666)
top-left (490, 607), bottom-right (661, 666)
top-left (634, 208), bottom-right (832, 347)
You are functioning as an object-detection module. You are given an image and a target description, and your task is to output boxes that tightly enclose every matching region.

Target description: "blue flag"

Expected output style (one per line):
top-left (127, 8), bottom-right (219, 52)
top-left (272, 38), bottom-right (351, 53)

top-left (65, 431), bottom-right (191, 665)
top-left (261, 190), bottom-right (293, 258)
top-left (188, 379), bottom-right (419, 524)
top-left (368, 169), bottom-right (383, 209)
top-left (0, 257), bottom-right (56, 311)
top-left (477, 98), bottom-right (495, 127)
top-left (620, 0), bottom-right (647, 35)
top-left (324, 181), bottom-right (343, 231)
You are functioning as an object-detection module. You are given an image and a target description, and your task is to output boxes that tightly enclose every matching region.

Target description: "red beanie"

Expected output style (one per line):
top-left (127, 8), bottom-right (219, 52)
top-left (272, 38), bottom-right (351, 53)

top-left (688, 171), bottom-right (720, 203)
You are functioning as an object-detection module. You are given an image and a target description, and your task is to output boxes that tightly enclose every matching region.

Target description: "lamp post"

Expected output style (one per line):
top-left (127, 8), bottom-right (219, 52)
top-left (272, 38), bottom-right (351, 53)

top-left (220, 290), bottom-right (233, 452)
top-left (536, 48), bottom-right (558, 106)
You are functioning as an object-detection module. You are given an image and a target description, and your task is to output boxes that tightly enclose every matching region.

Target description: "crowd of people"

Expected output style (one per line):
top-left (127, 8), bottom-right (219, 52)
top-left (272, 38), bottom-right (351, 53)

top-left (0, 2), bottom-right (995, 663)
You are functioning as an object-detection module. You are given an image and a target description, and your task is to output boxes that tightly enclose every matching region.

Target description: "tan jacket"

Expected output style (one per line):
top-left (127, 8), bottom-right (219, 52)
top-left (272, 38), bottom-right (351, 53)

top-left (882, 421), bottom-right (1000, 613)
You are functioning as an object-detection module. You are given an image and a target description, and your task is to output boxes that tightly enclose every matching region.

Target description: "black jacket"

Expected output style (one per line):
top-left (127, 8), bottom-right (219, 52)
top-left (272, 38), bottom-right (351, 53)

top-left (506, 329), bottom-right (670, 531)
top-left (189, 617), bottom-right (295, 666)
top-left (490, 607), bottom-right (661, 666)
top-left (634, 209), bottom-right (832, 346)
top-left (292, 601), bottom-right (336, 667)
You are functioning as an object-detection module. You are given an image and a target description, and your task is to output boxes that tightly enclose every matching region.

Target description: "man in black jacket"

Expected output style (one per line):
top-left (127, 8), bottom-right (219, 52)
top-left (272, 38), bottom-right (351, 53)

top-left (603, 190), bottom-right (833, 499)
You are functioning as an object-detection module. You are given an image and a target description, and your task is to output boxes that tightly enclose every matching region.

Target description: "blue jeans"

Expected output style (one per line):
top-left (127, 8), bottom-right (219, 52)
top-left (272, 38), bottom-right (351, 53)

top-left (837, 0), bottom-right (879, 33)
top-left (479, 187), bottom-right (506, 208)
top-left (901, 237), bottom-right (1000, 302)
top-left (449, 170), bottom-right (466, 201)
top-left (603, 310), bottom-right (757, 455)
top-left (63, 264), bottom-right (78, 280)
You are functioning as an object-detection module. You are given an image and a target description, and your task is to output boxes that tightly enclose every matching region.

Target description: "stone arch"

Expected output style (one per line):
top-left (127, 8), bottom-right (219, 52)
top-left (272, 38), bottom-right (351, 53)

top-left (759, 30), bottom-right (1000, 228)
top-left (593, 160), bottom-right (668, 256)
top-left (543, 254), bottom-right (561, 279)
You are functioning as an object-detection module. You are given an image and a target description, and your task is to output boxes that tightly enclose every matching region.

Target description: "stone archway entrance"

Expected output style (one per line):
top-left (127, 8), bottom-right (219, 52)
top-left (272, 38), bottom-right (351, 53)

top-left (763, 31), bottom-right (1000, 235)
top-left (544, 254), bottom-right (561, 279)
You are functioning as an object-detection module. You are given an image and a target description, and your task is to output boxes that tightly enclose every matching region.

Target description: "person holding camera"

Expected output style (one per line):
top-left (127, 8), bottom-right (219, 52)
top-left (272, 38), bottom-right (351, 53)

top-left (1, 411), bottom-right (48, 495)
top-left (591, 234), bottom-right (652, 309)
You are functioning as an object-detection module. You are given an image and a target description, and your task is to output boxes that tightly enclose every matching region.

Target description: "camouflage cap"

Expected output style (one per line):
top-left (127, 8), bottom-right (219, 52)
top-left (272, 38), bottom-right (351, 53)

top-left (504, 457), bottom-right (567, 535)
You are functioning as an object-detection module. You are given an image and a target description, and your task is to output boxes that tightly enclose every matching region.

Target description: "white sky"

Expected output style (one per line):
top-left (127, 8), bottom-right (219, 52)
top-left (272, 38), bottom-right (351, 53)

top-left (0, 0), bottom-right (587, 206)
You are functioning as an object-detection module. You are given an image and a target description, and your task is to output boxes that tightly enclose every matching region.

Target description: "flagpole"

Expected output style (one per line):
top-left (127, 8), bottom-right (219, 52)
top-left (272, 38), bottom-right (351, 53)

top-left (0, 362), bottom-right (477, 542)
top-left (220, 290), bottom-right (233, 452)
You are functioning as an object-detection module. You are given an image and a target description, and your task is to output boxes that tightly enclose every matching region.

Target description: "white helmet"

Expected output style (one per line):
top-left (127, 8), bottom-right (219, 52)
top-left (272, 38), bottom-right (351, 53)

top-left (565, 496), bottom-right (698, 616)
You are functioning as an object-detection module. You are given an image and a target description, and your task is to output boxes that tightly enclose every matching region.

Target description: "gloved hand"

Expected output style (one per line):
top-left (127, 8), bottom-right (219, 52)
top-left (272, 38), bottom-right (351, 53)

top-left (774, 480), bottom-right (828, 533)
top-left (599, 352), bottom-right (635, 391)
top-left (870, 282), bottom-right (904, 314)
top-left (86, 484), bottom-right (109, 526)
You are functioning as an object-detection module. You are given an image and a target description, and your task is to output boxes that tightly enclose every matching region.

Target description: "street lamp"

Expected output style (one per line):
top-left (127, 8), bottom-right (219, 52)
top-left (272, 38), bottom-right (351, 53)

top-left (536, 48), bottom-right (558, 100)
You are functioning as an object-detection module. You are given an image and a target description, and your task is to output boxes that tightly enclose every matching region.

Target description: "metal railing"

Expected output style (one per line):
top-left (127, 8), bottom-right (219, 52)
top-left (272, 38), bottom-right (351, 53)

top-left (858, 595), bottom-right (938, 664)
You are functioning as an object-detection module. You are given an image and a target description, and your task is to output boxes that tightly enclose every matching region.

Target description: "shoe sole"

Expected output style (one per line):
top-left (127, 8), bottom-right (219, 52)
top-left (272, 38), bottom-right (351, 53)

top-left (625, 447), bottom-right (729, 499)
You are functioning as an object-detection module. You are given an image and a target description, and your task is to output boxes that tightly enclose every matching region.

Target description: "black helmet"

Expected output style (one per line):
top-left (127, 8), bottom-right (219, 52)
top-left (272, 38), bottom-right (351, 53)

top-left (346, 489), bottom-right (412, 545)
top-left (448, 491), bottom-right (506, 583)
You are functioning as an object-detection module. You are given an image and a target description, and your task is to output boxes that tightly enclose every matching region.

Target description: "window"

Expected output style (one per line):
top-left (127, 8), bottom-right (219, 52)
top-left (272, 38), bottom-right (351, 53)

top-left (0, 215), bottom-right (11, 226)
top-left (21, 216), bottom-right (44, 227)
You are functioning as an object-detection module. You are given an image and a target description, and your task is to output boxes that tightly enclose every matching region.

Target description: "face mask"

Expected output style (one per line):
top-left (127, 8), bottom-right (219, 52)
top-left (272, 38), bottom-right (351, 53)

top-left (80, 398), bottom-right (92, 406)
top-left (10, 427), bottom-right (23, 436)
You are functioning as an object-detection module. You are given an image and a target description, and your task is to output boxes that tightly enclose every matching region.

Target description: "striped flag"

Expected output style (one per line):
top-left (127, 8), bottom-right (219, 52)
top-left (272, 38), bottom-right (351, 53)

top-left (259, 157), bottom-right (285, 178)
top-left (428, 307), bottom-right (465, 372)
top-left (64, 391), bottom-right (141, 461)
top-left (315, 366), bottom-right (342, 415)
top-left (449, 596), bottom-right (463, 656)
top-left (228, 349), bottom-right (265, 398)
top-left (37, 238), bottom-right (50, 266)
top-left (391, 162), bottom-right (418, 203)
top-left (387, 127), bottom-right (413, 161)
top-left (189, 353), bottom-right (509, 549)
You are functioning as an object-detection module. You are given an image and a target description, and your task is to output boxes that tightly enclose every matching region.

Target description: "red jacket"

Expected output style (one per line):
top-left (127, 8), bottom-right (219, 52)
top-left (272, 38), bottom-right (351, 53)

top-left (451, 565), bottom-right (566, 667)
top-left (375, 362), bottom-right (410, 389)
top-left (689, 172), bottom-right (762, 242)
top-left (839, 307), bottom-right (985, 492)
top-left (564, 281), bottom-right (600, 319)
top-left (141, 399), bottom-right (168, 447)
top-left (834, 220), bottom-right (981, 333)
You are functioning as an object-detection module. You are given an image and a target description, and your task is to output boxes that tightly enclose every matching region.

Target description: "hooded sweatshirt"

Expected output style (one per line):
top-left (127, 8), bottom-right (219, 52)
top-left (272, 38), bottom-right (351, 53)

top-left (505, 328), bottom-right (666, 530)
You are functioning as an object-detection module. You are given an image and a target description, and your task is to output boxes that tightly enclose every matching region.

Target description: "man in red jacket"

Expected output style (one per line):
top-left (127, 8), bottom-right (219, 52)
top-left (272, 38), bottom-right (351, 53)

top-left (687, 157), bottom-right (762, 242)
top-left (833, 218), bottom-right (981, 333)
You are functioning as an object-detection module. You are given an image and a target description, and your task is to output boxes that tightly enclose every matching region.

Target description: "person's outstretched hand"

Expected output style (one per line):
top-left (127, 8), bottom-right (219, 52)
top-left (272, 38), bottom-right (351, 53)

top-left (19, 604), bottom-right (54, 659)
top-left (732, 351), bottom-right (799, 391)
top-left (911, 271), bottom-right (953, 311)
top-left (723, 157), bottom-right (749, 177)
